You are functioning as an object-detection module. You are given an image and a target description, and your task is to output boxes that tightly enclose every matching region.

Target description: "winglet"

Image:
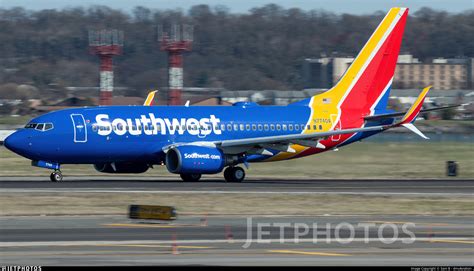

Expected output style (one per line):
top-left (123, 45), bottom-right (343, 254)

top-left (399, 86), bottom-right (432, 125)
top-left (393, 86), bottom-right (432, 139)
top-left (144, 90), bottom-right (158, 106)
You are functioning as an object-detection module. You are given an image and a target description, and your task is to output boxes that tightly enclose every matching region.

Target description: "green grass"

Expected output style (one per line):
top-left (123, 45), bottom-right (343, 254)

top-left (1, 192), bottom-right (472, 216)
top-left (0, 115), bottom-right (34, 125)
top-left (1, 142), bottom-right (472, 179)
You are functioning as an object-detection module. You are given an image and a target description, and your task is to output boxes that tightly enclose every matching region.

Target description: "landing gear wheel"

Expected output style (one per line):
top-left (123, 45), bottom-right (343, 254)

top-left (224, 167), bottom-right (233, 182)
top-left (180, 173), bottom-right (202, 182)
top-left (50, 171), bottom-right (63, 182)
top-left (224, 167), bottom-right (245, 182)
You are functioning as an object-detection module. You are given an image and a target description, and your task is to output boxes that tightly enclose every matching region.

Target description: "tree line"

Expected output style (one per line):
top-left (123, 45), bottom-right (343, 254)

top-left (0, 4), bottom-right (472, 99)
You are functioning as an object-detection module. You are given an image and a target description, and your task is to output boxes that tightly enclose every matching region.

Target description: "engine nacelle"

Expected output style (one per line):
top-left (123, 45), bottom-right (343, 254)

top-left (166, 146), bottom-right (226, 174)
top-left (94, 162), bottom-right (149, 174)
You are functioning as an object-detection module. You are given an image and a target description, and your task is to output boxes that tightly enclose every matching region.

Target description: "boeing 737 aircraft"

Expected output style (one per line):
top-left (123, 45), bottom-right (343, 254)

top-left (4, 7), bottom-right (452, 182)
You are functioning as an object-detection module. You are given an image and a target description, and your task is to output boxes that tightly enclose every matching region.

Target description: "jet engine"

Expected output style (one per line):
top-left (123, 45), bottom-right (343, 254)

top-left (166, 146), bottom-right (233, 174)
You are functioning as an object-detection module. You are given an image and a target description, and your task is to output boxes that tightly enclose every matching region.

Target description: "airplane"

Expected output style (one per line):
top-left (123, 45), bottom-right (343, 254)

top-left (3, 7), bottom-right (453, 182)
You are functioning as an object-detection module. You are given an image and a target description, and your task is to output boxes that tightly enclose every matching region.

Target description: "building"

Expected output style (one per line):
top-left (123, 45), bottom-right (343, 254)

top-left (302, 58), bottom-right (333, 89)
top-left (393, 56), bottom-right (472, 90)
top-left (304, 55), bottom-right (474, 90)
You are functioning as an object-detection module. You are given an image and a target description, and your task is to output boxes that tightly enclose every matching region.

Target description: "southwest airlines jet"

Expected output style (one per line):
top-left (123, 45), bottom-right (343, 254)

top-left (3, 8), bottom-right (448, 182)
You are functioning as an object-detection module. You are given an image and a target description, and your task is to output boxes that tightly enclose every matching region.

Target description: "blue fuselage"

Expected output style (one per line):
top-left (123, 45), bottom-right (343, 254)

top-left (4, 103), bottom-right (390, 167)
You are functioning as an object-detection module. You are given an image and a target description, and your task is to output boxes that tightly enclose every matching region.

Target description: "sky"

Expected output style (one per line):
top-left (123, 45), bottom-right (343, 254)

top-left (1, 0), bottom-right (473, 14)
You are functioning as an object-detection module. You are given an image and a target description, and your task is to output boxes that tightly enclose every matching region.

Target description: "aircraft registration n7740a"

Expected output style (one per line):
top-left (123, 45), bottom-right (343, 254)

top-left (3, 7), bottom-right (454, 182)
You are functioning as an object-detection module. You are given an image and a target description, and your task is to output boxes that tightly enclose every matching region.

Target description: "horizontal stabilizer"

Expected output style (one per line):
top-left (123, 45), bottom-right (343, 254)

top-left (365, 104), bottom-right (459, 121)
top-left (402, 123), bottom-right (429, 139)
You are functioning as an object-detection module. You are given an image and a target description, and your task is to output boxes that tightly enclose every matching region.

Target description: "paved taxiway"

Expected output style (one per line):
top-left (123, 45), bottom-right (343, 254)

top-left (0, 177), bottom-right (473, 196)
top-left (1, 215), bottom-right (473, 265)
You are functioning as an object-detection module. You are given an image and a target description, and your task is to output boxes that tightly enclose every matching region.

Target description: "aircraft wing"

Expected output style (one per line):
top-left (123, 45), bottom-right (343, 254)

top-left (161, 125), bottom-right (389, 154)
top-left (216, 125), bottom-right (386, 149)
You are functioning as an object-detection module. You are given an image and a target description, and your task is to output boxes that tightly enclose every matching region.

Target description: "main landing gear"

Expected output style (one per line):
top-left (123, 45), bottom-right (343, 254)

top-left (224, 166), bottom-right (245, 182)
top-left (180, 173), bottom-right (202, 182)
top-left (179, 167), bottom-right (246, 182)
top-left (50, 170), bottom-right (63, 182)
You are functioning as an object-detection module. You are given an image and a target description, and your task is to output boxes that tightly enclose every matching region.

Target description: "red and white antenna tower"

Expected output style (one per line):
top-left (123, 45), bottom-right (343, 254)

top-left (158, 24), bottom-right (193, 105)
top-left (89, 29), bottom-right (124, 106)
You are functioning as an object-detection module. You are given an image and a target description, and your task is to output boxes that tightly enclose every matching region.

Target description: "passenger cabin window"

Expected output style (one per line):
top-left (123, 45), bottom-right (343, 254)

top-left (252, 124), bottom-right (257, 131)
top-left (270, 124), bottom-right (275, 131)
top-left (227, 124), bottom-right (232, 131)
top-left (264, 124), bottom-right (269, 131)
top-left (258, 124), bottom-right (263, 131)
top-left (289, 124), bottom-right (293, 131)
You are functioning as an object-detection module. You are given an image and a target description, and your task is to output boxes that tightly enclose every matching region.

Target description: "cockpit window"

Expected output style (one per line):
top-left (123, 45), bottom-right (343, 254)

top-left (44, 123), bottom-right (53, 131)
top-left (25, 122), bottom-right (54, 131)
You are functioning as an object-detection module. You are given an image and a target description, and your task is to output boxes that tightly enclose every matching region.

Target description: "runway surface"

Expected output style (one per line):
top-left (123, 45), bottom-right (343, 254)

top-left (1, 215), bottom-right (473, 266)
top-left (0, 177), bottom-right (473, 196)
top-left (1, 177), bottom-right (473, 265)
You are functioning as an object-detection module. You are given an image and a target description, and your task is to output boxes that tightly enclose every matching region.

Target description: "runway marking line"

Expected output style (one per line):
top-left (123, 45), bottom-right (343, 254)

top-left (417, 231), bottom-right (464, 234)
top-left (93, 244), bottom-right (213, 249)
top-left (268, 250), bottom-right (351, 257)
top-left (364, 221), bottom-right (453, 226)
top-left (101, 223), bottom-right (203, 228)
top-left (2, 189), bottom-right (472, 197)
top-left (426, 239), bottom-right (474, 244)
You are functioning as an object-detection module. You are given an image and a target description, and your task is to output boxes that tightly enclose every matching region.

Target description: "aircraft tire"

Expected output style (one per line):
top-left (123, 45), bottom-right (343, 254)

top-left (223, 167), bottom-right (233, 182)
top-left (180, 173), bottom-right (201, 182)
top-left (50, 172), bottom-right (63, 182)
top-left (224, 167), bottom-right (245, 182)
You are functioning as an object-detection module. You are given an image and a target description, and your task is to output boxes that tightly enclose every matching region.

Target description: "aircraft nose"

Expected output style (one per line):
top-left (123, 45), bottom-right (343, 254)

top-left (4, 131), bottom-right (28, 155)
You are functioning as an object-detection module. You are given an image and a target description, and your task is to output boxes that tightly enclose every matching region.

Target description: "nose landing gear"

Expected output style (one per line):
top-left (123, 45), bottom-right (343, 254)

top-left (50, 171), bottom-right (63, 182)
